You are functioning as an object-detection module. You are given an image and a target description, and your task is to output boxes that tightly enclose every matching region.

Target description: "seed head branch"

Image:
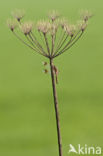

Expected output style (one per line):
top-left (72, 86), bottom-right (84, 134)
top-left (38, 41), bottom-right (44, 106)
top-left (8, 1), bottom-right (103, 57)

top-left (25, 34), bottom-right (44, 55)
top-left (30, 32), bottom-right (45, 52)
top-left (29, 33), bottom-right (47, 56)
top-left (51, 34), bottom-right (55, 56)
top-left (55, 31), bottom-right (80, 56)
top-left (38, 31), bottom-right (47, 48)
top-left (43, 33), bottom-right (51, 56)
top-left (54, 31), bottom-right (84, 58)
top-left (13, 31), bottom-right (47, 57)
top-left (55, 32), bottom-right (66, 53)
top-left (54, 34), bottom-right (69, 56)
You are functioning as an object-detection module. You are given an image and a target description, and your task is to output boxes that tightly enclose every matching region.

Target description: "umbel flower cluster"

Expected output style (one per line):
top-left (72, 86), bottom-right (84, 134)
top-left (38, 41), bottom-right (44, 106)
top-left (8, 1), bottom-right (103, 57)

top-left (7, 10), bottom-right (92, 59)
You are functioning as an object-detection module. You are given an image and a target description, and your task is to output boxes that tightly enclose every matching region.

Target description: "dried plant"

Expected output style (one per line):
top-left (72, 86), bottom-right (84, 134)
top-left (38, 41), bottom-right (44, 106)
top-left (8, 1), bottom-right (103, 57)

top-left (7, 9), bottom-right (92, 156)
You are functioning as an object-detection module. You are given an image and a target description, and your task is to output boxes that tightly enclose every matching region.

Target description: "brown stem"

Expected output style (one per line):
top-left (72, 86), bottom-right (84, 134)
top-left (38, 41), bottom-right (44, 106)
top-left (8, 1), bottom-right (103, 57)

top-left (50, 58), bottom-right (63, 156)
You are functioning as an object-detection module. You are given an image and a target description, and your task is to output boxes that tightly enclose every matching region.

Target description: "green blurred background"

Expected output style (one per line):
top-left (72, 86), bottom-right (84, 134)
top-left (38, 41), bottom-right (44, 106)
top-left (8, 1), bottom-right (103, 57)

top-left (0, 0), bottom-right (103, 155)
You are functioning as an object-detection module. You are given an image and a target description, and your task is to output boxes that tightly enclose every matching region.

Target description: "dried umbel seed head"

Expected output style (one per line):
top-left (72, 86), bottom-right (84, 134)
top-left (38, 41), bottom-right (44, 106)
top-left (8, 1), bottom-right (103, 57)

top-left (7, 19), bottom-right (17, 31)
top-left (48, 10), bottom-right (60, 22)
top-left (7, 9), bottom-right (91, 60)
top-left (37, 20), bottom-right (51, 34)
top-left (80, 10), bottom-right (92, 22)
top-left (50, 23), bottom-right (58, 35)
top-left (78, 20), bottom-right (88, 31)
top-left (11, 9), bottom-right (25, 22)
top-left (20, 22), bottom-right (33, 35)
top-left (58, 18), bottom-right (69, 29)
top-left (64, 24), bottom-right (76, 37)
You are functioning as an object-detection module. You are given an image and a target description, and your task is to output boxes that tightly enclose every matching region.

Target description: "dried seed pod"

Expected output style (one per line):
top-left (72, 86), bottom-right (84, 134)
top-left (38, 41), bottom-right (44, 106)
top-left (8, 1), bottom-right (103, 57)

top-left (58, 18), bottom-right (69, 29)
top-left (77, 20), bottom-right (88, 31)
top-left (20, 22), bottom-right (33, 35)
top-left (11, 9), bottom-right (25, 22)
top-left (37, 20), bottom-right (51, 34)
top-left (80, 10), bottom-right (92, 22)
top-left (48, 10), bottom-right (60, 22)
top-left (50, 23), bottom-right (59, 35)
top-left (7, 19), bottom-right (17, 31)
top-left (64, 24), bottom-right (76, 37)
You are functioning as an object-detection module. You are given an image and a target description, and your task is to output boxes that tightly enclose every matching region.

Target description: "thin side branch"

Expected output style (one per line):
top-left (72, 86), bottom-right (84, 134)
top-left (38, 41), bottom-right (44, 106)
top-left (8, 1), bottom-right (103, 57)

top-left (57, 30), bottom-right (81, 55)
top-left (29, 33), bottom-right (47, 56)
top-left (55, 31), bottom-right (66, 53)
top-left (54, 34), bottom-right (70, 56)
top-left (44, 33), bottom-right (50, 56)
top-left (54, 31), bottom-right (84, 58)
top-left (30, 33), bottom-right (46, 53)
top-left (51, 34), bottom-right (55, 56)
top-left (13, 31), bottom-right (48, 57)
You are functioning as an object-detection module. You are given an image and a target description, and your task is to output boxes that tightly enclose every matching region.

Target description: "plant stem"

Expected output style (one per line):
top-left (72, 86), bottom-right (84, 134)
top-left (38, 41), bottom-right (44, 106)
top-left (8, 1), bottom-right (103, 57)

top-left (50, 58), bottom-right (63, 156)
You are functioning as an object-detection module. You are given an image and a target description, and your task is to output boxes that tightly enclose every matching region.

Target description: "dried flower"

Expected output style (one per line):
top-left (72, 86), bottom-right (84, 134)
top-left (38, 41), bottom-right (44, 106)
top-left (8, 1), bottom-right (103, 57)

top-left (58, 18), bottom-right (69, 29)
top-left (20, 22), bottom-right (33, 35)
top-left (50, 23), bottom-right (58, 35)
top-left (7, 19), bottom-right (17, 31)
top-left (37, 20), bottom-right (51, 34)
top-left (64, 24), bottom-right (76, 36)
top-left (80, 10), bottom-right (92, 22)
top-left (78, 20), bottom-right (88, 31)
top-left (48, 10), bottom-right (60, 21)
top-left (11, 9), bottom-right (25, 22)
